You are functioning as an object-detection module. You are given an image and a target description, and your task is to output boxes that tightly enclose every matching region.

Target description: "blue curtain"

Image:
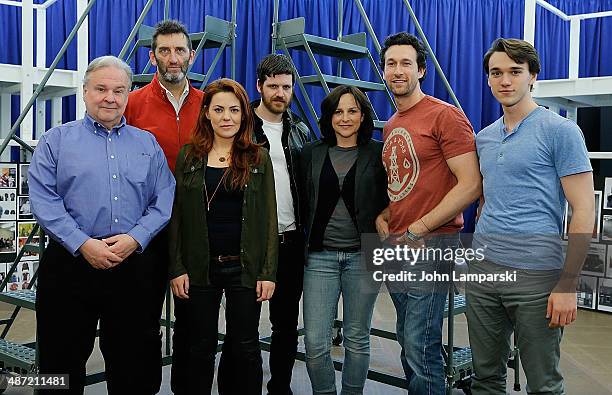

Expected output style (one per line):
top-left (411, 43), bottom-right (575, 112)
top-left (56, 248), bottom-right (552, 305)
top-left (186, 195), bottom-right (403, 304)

top-left (2, 0), bottom-right (611, 231)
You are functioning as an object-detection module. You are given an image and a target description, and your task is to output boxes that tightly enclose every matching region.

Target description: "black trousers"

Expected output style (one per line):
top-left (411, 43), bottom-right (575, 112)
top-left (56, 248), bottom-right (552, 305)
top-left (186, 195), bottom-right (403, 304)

top-left (36, 239), bottom-right (166, 395)
top-left (266, 231), bottom-right (305, 395)
top-left (217, 231), bottom-right (305, 394)
top-left (171, 265), bottom-right (263, 395)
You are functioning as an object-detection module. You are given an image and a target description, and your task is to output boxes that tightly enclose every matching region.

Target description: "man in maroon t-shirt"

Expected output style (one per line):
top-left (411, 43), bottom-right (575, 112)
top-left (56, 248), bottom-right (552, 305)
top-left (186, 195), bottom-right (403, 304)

top-left (376, 32), bottom-right (481, 394)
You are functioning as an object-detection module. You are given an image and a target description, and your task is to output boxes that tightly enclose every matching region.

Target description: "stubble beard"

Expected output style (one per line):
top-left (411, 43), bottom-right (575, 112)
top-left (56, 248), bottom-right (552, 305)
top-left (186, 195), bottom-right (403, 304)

top-left (262, 94), bottom-right (290, 115)
top-left (390, 78), bottom-right (419, 99)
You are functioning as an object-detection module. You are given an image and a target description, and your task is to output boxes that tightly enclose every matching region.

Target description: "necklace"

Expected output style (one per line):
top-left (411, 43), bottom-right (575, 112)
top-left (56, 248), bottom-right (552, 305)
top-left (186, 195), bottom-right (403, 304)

top-left (212, 146), bottom-right (230, 163)
top-left (204, 168), bottom-right (229, 211)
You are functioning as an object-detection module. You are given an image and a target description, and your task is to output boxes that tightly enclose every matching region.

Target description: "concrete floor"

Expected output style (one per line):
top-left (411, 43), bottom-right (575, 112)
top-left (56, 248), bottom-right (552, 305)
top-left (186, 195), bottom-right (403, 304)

top-left (1, 291), bottom-right (611, 394)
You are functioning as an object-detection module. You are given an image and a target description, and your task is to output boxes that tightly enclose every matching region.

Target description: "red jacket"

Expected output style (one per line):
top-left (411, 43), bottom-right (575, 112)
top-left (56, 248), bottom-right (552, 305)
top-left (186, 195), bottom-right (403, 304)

top-left (124, 74), bottom-right (204, 172)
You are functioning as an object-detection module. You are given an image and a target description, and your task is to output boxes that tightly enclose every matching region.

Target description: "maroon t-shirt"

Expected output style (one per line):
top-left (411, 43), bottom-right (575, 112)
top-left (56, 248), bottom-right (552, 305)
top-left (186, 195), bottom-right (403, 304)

top-left (382, 96), bottom-right (476, 235)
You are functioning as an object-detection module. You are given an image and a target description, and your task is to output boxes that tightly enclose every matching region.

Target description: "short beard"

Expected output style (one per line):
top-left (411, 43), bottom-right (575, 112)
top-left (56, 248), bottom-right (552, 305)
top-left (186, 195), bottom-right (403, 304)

top-left (160, 70), bottom-right (186, 84)
top-left (261, 95), bottom-right (289, 115)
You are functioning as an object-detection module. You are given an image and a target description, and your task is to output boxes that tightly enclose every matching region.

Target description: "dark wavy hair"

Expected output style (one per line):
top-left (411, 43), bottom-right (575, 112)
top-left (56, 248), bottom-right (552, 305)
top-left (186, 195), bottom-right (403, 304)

top-left (483, 38), bottom-right (541, 75)
top-left (256, 53), bottom-right (296, 85)
top-left (152, 19), bottom-right (192, 52)
top-left (319, 85), bottom-right (374, 146)
top-left (380, 32), bottom-right (427, 83)
top-left (189, 79), bottom-right (260, 190)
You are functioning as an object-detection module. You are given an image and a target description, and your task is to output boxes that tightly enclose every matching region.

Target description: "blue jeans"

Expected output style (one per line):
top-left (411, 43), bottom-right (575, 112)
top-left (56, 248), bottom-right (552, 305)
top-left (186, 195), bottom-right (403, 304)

top-left (386, 234), bottom-right (459, 395)
top-left (303, 250), bottom-right (379, 395)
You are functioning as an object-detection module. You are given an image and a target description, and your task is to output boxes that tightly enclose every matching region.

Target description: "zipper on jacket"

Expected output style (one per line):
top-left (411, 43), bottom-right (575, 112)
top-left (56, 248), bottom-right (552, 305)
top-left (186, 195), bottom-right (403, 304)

top-left (176, 114), bottom-right (181, 149)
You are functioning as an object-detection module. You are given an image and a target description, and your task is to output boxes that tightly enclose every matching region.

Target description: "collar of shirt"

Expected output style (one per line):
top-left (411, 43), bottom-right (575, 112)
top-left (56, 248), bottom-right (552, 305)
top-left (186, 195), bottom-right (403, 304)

top-left (83, 112), bottom-right (126, 136)
top-left (159, 80), bottom-right (190, 115)
top-left (499, 106), bottom-right (543, 138)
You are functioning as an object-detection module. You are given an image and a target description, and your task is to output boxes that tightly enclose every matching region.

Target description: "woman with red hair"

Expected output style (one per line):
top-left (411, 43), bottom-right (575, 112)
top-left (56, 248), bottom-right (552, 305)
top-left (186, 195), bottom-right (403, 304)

top-left (169, 78), bottom-right (278, 394)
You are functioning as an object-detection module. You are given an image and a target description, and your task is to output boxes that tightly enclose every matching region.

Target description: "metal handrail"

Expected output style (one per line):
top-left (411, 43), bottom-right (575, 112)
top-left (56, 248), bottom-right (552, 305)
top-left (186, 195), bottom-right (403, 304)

top-left (350, 0), bottom-right (465, 114)
top-left (117, 0), bottom-right (155, 60)
top-left (0, 0), bottom-right (98, 158)
top-left (401, 0), bottom-right (464, 114)
top-left (352, 0), bottom-right (381, 53)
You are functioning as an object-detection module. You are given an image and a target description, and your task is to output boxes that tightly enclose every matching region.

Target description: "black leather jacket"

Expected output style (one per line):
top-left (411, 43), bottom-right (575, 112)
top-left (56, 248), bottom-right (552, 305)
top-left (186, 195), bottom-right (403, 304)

top-left (251, 100), bottom-right (312, 231)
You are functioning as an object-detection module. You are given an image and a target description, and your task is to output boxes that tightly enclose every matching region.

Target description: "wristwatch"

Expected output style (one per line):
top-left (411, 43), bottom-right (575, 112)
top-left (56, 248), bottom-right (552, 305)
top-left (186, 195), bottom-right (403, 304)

top-left (405, 229), bottom-right (423, 242)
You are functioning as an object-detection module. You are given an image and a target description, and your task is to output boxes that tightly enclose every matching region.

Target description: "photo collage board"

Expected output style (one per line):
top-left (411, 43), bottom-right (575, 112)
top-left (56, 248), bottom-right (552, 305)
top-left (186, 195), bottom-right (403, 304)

top-left (565, 175), bottom-right (612, 313)
top-left (0, 162), bottom-right (40, 292)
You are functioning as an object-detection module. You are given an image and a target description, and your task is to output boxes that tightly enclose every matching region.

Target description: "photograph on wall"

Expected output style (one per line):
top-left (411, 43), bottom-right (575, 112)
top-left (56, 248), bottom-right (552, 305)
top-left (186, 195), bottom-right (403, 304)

top-left (0, 188), bottom-right (17, 221)
top-left (577, 276), bottom-right (597, 309)
top-left (598, 278), bottom-right (612, 313)
top-left (0, 263), bottom-right (6, 292)
top-left (18, 259), bottom-right (34, 290)
top-left (604, 178), bottom-right (612, 210)
top-left (6, 264), bottom-right (21, 292)
top-left (582, 244), bottom-right (606, 277)
top-left (603, 215), bottom-right (612, 241)
top-left (18, 196), bottom-right (33, 220)
top-left (607, 246), bottom-right (612, 279)
top-left (564, 191), bottom-right (601, 241)
top-left (19, 164), bottom-right (29, 195)
top-left (17, 222), bottom-right (45, 259)
top-left (0, 222), bottom-right (16, 254)
top-left (0, 164), bottom-right (17, 188)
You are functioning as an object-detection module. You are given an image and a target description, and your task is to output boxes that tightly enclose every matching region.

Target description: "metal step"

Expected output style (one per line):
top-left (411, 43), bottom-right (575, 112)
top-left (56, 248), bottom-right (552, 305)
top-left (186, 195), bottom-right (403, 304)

top-left (446, 346), bottom-right (473, 381)
top-left (0, 290), bottom-right (36, 310)
top-left (443, 294), bottom-right (467, 318)
top-left (373, 120), bottom-right (386, 130)
top-left (133, 16), bottom-right (232, 51)
top-left (300, 75), bottom-right (386, 92)
top-left (277, 18), bottom-right (368, 60)
top-left (0, 338), bottom-right (36, 373)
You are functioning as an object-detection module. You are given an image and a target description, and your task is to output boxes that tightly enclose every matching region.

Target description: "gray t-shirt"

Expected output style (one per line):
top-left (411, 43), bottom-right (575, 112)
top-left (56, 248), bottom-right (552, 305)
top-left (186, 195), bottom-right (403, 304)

top-left (323, 145), bottom-right (360, 248)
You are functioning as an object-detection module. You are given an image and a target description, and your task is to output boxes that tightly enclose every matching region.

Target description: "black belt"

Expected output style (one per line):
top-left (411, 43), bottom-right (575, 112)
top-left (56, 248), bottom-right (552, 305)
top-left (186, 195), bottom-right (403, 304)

top-left (278, 230), bottom-right (300, 245)
top-left (212, 255), bottom-right (240, 263)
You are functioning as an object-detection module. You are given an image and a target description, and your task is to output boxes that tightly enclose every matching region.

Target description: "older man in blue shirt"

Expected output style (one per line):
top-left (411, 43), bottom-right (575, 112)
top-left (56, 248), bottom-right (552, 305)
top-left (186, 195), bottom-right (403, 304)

top-left (29, 55), bottom-right (175, 395)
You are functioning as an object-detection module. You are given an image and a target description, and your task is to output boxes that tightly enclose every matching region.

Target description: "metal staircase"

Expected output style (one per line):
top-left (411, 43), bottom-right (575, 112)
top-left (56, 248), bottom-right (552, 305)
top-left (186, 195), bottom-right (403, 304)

top-left (274, 16), bottom-right (394, 132)
top-left (272, 0), bottom-right (466, 137)
top-left (0, 222), bottom-right (44, 375)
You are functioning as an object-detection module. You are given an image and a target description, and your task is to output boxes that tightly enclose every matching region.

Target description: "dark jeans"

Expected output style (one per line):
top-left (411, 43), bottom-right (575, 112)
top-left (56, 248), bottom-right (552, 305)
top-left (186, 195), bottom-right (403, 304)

top-left (171, 264), bottom-right (263, 395)
top-left (36, 240), bottom-right (164, 395)
top-left (266, 231), bottom-right (305, 395)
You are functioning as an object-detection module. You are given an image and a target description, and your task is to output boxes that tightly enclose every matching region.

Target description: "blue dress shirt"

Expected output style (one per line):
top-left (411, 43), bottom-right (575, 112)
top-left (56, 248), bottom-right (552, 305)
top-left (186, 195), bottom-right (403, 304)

top-left (29, 113), bottom-right (176, 256)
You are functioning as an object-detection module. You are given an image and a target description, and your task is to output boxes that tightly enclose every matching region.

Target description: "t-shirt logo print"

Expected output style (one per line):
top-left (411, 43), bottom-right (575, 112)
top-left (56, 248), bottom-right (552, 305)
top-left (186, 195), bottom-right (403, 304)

top-left (383, 127), bottom-right (419, 202)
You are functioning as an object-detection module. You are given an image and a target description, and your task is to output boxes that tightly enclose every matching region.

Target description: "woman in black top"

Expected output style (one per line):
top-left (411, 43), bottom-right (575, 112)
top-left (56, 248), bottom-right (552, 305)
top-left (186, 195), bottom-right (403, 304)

top-left (301, 85), bottom-right (388, 394)
top-left (169, 78), bottom-right (278, 394)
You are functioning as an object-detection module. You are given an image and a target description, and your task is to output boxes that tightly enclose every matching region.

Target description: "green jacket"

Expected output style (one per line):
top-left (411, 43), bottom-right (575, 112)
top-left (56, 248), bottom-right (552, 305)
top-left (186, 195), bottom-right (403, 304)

top-left (168, 144), bottom-right (278, 288)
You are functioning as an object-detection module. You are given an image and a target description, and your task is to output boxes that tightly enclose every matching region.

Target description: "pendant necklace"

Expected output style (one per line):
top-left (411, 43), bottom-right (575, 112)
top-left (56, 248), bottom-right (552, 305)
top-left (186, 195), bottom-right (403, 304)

top-left (204, 168), bottom-right (228, 211)
top-left (212, 146), bottom-right (230, 163)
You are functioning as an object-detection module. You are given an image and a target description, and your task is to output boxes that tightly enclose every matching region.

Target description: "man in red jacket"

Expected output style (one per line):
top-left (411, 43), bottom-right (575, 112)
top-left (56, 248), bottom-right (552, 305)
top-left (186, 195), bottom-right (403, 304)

top-left (125, 19), bottom-right (204, 172)
top-left (124, 20), bottom-right (204, 395)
